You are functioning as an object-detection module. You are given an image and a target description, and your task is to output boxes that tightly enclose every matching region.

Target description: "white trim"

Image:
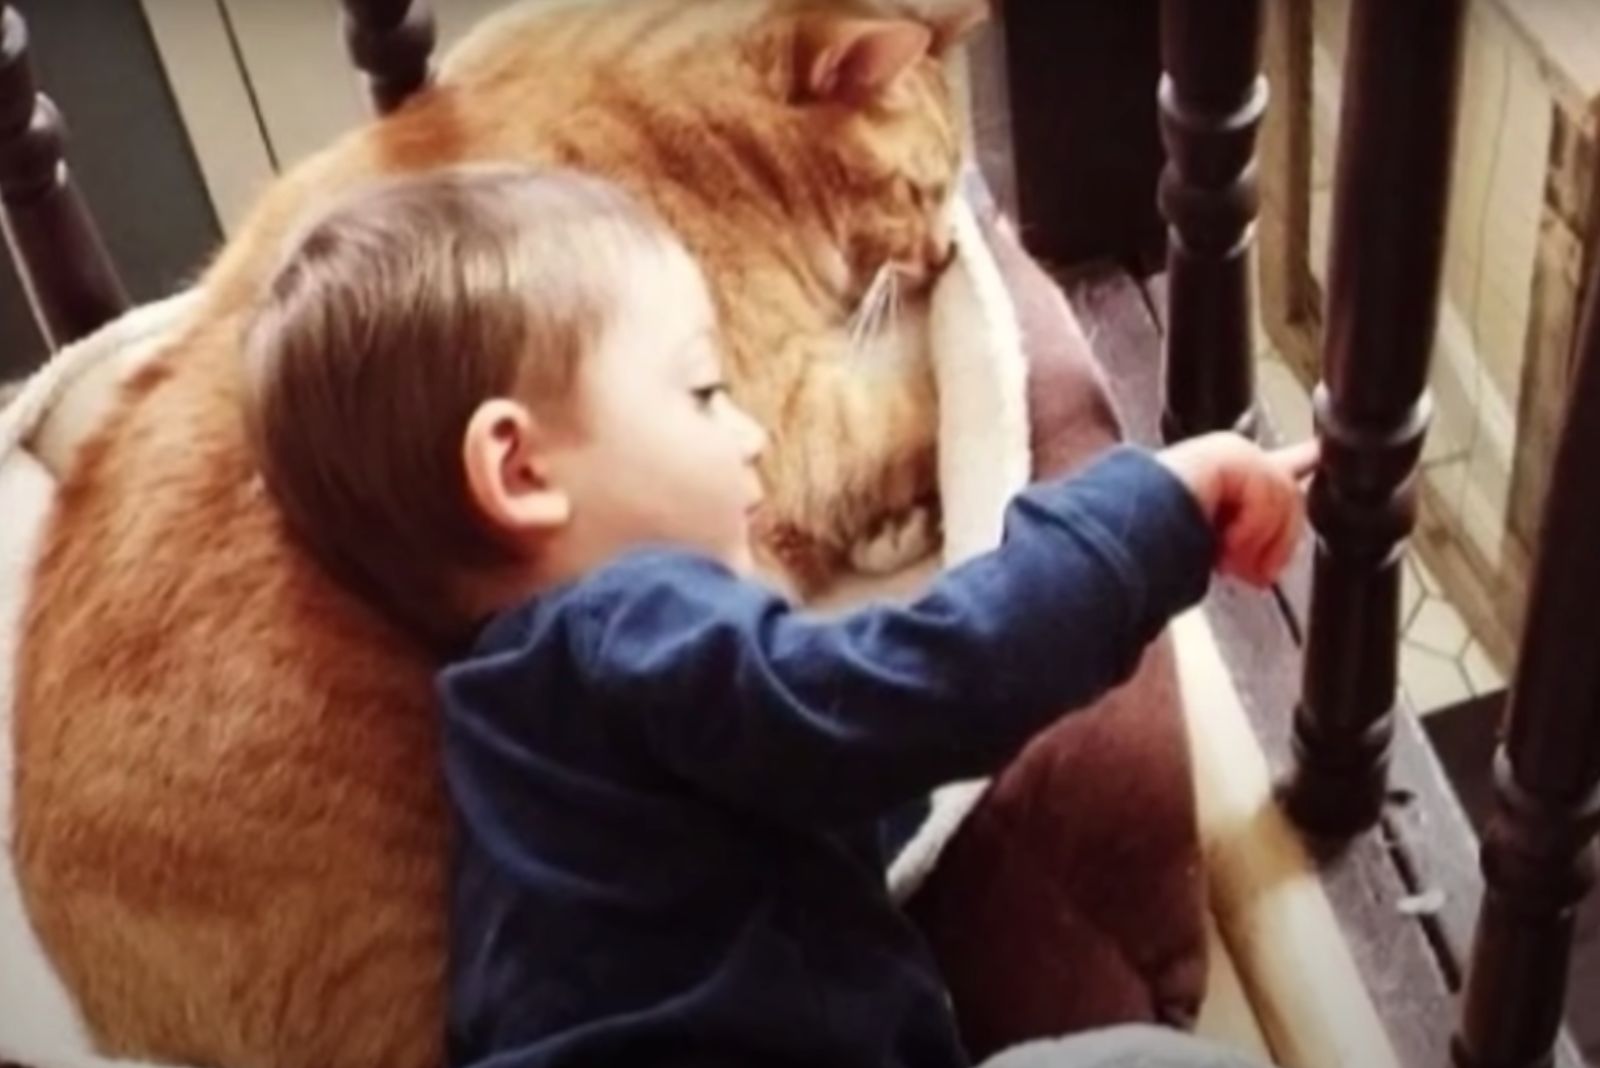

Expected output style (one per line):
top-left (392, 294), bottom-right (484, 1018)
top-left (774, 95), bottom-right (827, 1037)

top-left (886, 194), bottom-right (1032, 900)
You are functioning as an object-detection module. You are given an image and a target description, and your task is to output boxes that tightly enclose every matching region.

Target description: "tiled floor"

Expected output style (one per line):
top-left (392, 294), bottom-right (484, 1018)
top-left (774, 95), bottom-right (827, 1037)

top-left (1257, 355), bottom-right (1506, 715)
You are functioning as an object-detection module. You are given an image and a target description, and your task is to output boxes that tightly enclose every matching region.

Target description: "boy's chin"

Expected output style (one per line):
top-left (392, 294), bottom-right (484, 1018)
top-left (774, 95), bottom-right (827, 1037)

top-left (725, 543), bottom-right (757, 577)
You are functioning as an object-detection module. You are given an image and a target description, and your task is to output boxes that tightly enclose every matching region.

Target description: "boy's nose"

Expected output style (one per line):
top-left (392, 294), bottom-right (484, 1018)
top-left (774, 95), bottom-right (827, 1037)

top-left (736, 407), bottom-right (768, 460)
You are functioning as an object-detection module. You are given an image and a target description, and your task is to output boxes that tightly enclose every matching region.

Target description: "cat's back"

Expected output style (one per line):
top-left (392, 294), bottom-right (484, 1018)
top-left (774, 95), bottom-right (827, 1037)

top-left (15, 289), bottom-right (448, 1066)
top-left (10, 88), bottom-right (466, 1067)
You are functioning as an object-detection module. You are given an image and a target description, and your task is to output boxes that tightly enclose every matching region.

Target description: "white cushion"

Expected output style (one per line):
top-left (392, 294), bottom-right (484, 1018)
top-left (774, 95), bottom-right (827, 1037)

top-left (0, 449), bottom-right (104, 1065)
top-left (5, 292), bottom-right (197, 480)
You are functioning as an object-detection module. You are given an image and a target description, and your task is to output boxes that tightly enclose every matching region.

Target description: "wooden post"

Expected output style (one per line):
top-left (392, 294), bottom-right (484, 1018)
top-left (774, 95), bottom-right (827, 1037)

top-left (1157, 0), bottom-right (1266, 441)
top-left (340, 0), bottom-right (437, 116)
top-left (0, 4), bottom-right (126, 350)
top-left (1451, 182), bottom-right (1600, 1068)
top-left (1282, 0), bottom-right (1467, 836)
top-left (999, 1), bottom-right (1165, 269)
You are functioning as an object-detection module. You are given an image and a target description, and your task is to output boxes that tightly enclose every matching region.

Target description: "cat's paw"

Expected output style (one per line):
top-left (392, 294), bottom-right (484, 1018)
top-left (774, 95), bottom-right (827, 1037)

top-left (849, 505), bottom-right (940, 575)
top-left (755, 516), bottom-right (837, 598)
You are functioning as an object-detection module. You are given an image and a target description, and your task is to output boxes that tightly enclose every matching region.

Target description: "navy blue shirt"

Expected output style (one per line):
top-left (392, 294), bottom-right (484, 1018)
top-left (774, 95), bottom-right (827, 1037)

top-left (440, 447), bottom-right (1215, 1068)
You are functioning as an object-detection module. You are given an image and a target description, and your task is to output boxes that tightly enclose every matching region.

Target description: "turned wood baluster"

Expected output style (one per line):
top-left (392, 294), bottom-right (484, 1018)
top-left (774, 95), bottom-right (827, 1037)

top-left (340, 0), bottom-right (437, 116)
top-left (1451, 193), bottom-right (1600, 1068)
top-left (1157, 0), bottom-right (1266, 441)
top-left (0, 4), bottom-right (126, 349)
top-left (1282, 0), bottom-right (1467, 835)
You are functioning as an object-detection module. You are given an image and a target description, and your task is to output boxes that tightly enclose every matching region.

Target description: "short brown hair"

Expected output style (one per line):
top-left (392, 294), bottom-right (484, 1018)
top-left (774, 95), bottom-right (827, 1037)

top-left (243, 166), bottom-right (675, 650)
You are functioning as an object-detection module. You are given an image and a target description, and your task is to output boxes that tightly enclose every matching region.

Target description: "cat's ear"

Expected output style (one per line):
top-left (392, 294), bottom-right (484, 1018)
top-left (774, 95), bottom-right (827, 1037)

top-left (928, 3), bottom-right (989, 56)
top-left (795, 17), bottom-right (933, 105)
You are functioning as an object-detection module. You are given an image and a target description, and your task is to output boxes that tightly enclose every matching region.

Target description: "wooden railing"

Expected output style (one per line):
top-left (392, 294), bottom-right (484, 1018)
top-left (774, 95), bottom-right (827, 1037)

top-left (1161, 0), bottom-right (1598, 1064)
top-left (0, 1), bottom-right (1595, 1066)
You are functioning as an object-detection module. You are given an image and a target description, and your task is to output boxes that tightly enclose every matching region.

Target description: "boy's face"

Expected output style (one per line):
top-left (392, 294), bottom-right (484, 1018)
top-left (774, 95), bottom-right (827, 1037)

top-left (534, 242), bottom-right (768, 579)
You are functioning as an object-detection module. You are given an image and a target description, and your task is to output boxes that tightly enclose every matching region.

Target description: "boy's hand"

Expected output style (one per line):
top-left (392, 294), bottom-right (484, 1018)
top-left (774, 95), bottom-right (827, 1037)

top-left (1157, 433), bottom-right (1317, 588)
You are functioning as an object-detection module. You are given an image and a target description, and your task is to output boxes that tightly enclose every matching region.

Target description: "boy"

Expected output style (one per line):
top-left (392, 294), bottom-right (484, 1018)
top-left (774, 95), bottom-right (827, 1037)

top-left (244, 166), bottom-right (1300, 1067)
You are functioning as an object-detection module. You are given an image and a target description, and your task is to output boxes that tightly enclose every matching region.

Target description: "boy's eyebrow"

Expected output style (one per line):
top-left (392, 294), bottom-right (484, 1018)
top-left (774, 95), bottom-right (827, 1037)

top-left (673, 328), bottom-right (719, 370)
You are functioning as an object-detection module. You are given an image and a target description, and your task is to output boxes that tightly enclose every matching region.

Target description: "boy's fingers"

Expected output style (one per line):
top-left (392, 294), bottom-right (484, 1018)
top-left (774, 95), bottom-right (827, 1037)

top-left (1228, 523), bottom-right (1279, 587)
top-left (1271, 440), bottom-right (1320, 482)
top-left (1262, 509), bottom-right (1299, 582)
top-left (1211, 458), bottom-right (1312, 586)
top-left (1247, 517), bottom-right (1286, 586)
top-left (1233, 479), bottom-right (1303, 586)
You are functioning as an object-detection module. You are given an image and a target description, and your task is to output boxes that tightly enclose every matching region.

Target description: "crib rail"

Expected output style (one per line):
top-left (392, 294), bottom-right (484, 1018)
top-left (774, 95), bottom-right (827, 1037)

top-left (1280, 0), bottom-right (1466, 837)
top-left (1451, 181), bottom-right (1600, 1068)
top-left (0, 4), bottom-right (125, 350)
top-left (339, 0), bottom-right (437, 115)
top-left (1156, 0), bottom-right (1263, 441)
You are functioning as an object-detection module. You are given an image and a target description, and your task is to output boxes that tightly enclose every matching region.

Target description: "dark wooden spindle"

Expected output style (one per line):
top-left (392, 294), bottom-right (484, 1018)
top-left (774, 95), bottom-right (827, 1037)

top-left (1282, 0), bottom-right (1467, 835)
top-left (1451, 202), bottom-right (1600, 1068)
top-left (340, 0), bottom-right (437, 116)
top-left (0, 4), bottom-right (126, 350)
top-left (1157, 0), bottom-right (1266, 441)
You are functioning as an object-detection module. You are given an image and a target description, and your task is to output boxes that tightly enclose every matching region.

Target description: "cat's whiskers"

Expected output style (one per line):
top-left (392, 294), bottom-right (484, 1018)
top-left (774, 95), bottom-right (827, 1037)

top-left (867, 269), bottom-right (894, 346)
top-left (848, 262), bottom-right (895, 356)
top-left (886, 264), bottom-right (907, 344)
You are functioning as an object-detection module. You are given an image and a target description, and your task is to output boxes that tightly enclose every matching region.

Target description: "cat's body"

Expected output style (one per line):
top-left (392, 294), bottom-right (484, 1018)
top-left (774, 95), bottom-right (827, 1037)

top-left (14, 2), bottom-right (972, 1065)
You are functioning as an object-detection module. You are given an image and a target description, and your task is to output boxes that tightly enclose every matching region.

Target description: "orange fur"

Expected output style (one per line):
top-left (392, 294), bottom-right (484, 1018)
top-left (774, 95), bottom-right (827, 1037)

top-left (15, 2), bottom-right (976, 1065)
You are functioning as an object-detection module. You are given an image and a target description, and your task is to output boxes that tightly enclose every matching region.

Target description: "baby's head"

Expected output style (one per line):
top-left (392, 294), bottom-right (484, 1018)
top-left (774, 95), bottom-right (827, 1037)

top-left (243, 167), bottom-right (767, 650)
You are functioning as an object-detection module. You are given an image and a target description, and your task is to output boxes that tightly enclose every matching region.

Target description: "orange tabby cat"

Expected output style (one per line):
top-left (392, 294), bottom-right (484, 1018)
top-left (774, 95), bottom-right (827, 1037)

top-left (15, 2), bottom-right (979, 1066)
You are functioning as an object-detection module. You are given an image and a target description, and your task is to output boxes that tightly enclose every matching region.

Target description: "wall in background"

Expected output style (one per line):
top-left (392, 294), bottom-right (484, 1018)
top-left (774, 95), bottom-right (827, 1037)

top-left (0, 0), bottom-right (220, 377)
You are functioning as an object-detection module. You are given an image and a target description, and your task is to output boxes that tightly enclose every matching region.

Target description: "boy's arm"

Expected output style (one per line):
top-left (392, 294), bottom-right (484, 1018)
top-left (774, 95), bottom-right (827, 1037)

top-left (575, 446), bottom-right (1215, 826)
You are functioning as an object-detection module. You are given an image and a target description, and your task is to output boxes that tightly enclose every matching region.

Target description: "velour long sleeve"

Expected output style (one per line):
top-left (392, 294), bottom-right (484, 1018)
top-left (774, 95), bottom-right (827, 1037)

top-left (565, 446), bottom-right (1216, 826)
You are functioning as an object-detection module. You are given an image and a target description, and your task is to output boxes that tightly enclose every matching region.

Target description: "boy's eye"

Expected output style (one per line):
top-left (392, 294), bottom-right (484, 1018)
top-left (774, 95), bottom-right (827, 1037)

top-left (692, 383), bottom-right (728, 408)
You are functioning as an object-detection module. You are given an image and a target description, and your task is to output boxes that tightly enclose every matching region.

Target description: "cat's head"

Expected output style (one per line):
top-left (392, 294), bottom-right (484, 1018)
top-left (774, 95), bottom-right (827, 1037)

top-left (438, 0), bottom-right (987, 307)
top-left (768, 2), bottom-right (987, 297)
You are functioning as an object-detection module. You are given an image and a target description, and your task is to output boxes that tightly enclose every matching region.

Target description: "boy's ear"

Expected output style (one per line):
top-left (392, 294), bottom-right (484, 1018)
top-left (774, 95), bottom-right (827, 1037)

top-left (463, 399), bottom-right (571, 542)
